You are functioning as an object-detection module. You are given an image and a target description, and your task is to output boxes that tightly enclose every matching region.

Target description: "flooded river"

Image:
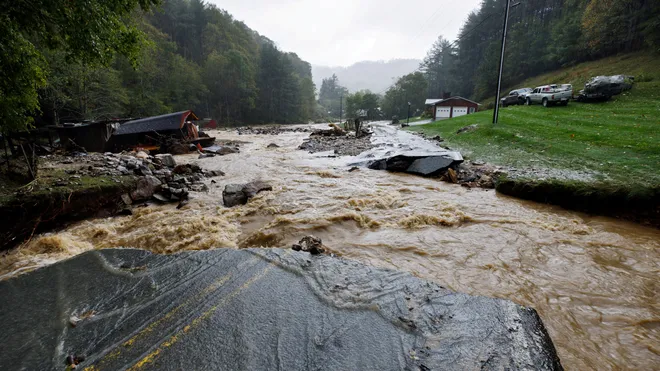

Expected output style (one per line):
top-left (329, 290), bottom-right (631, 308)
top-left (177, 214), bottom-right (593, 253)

top-left (3, 123), bottom-right (659, 369)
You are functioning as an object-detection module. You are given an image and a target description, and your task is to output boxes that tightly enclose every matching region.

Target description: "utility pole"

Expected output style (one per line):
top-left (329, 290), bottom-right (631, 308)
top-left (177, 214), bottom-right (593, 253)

top-left (493, 0), bottom-right (520, 124)
top-left (339, 95), bottom-right (343, 125)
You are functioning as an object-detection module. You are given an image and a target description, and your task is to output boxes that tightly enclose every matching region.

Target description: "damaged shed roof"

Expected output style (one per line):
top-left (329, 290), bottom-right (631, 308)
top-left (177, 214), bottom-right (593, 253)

top-left (114, 111), bottom-right (199, 136)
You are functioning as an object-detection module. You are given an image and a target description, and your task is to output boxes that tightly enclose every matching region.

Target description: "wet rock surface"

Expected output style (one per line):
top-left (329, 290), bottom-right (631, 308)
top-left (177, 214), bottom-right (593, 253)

top-left (223, 181), bottom-right (273, 207)
top-left (0, 248), bottom-right (563, 370)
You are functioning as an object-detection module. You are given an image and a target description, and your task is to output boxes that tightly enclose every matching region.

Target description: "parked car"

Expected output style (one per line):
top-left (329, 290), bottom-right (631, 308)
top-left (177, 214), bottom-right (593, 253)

top-left (500, 88), bottom-right (532, 107)
top-left (576, 75), bottom-right (634, 102)
top-left (526, 85), bottom-right (573, 107)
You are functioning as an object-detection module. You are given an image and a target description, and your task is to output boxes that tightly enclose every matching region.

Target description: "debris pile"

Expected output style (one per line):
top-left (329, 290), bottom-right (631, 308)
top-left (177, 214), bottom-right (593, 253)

top-left (237, 126), bottom-right (311, 135)
top-left (299, 125), bottom-right (375, 156)
top-left (222, 181), bottom-right (273, 207)
top-left (41, 151), bottom-right (224, 206)
top-left (291, 235), bottom-right (326, 255)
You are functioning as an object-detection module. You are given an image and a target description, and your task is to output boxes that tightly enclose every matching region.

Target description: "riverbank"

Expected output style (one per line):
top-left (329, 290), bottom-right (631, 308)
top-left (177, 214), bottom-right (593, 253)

top-left (0, 159), bottom-right (136, 252)
top-left (408, 79), bottom-right (660, 226)
top-left (1, 125), bottom-right (658, 369)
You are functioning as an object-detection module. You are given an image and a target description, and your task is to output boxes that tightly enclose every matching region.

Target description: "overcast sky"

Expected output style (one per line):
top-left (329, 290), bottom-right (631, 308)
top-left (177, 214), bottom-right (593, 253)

top-left (207, 0), bottom-right (482, 67)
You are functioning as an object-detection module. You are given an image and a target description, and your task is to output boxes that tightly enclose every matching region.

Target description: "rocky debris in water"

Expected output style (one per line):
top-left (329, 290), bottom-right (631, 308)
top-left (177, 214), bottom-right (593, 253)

top-left (198, 153), bottom-right (216, 159)
top-left (130, 176), bottom-right (162, 201)
top-left (291, 235), bottom-right (325, 255)
top-left (154, 154), bottom-right (176, 167)
top-left (204, 170), bottom-right (225, 178)
top-left (215, 146), bottom-right (239, 155)
top-left (310, 123), bottom-right (347, 137)
top-left (299, 133), bottom-right (375, 156)
top-left (0, 248), bottom-right (563, 370)
top-left (452, 161), bottom-right (503, 189)
top-left (223, 181), bottom-right (273, 207)
top-left (237, 126), bottom-right (311, 135)
top-left (456, 124), bottom-right (478, 135)
top-left (267, 143), bottom-right (280, 148)
top-left (348, 166), bottom-right (360, 172)
top-left (367, 151), bottom-right (464, 177)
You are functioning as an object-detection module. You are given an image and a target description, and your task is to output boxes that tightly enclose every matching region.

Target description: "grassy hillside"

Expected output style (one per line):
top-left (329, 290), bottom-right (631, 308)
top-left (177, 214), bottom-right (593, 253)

top-left (482, 52), bottom-right (660, 105)
top-left (409, 52), bottom-right (660, 222)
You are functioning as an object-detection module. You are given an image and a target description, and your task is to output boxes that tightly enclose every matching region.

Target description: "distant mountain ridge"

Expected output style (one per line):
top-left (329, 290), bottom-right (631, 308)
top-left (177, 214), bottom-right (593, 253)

top-left (313, 59), bottom-right (421, 94)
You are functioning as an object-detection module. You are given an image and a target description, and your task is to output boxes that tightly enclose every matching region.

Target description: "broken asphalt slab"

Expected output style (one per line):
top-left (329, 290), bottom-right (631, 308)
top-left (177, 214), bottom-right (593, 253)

top-left (365, 150), bottom-right (464, 177)
top-left (0, 248), bottom-right (562, 370)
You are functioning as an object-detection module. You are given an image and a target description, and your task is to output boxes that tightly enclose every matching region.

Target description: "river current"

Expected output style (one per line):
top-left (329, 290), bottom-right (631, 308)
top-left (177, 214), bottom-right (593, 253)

top-left (2, 123), bottom-right (658, 369)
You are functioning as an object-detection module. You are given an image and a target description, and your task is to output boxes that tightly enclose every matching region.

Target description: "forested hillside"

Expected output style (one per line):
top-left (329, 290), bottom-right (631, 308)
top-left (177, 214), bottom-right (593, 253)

top-left (382, 0), bottom-right (660, 119)
top-left (5, 0), bottom-right (317, 130)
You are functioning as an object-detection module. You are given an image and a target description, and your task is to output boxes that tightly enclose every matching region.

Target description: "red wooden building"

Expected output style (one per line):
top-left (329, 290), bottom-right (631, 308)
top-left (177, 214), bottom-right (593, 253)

top-left (425, 97), bottom-right (480, 121)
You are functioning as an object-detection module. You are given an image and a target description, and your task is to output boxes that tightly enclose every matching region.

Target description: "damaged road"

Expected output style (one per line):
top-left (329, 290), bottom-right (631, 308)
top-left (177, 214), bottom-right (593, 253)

top-left (0, 248), bottom-right (563, 370)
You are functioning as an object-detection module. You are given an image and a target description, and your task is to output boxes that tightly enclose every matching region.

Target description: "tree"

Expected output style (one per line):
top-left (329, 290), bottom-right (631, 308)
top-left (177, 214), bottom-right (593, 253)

top-left (421, 37), bottom-right (458, 99)
top-left (1, 0), bottom-right (160, 132)
top-left (382, 73), bottom-right (428, 119)
top-left (319, 74), bottom-right (349, 118)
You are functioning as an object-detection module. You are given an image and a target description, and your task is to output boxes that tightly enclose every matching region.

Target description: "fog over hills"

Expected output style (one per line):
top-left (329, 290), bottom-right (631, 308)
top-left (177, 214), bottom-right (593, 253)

top-left (312, 59), bottom-right (421, 94)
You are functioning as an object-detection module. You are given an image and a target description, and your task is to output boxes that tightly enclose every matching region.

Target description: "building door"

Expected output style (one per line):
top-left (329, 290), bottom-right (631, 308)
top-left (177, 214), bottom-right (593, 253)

top-left (453, 107), bottom-right (468, 117)
top-left (435, 107), bottom-right (451, 120)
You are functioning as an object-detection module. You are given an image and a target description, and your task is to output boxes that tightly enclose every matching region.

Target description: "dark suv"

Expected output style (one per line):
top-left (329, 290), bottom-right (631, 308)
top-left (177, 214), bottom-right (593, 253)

top-left (500, 88), bottom-right (532, 107)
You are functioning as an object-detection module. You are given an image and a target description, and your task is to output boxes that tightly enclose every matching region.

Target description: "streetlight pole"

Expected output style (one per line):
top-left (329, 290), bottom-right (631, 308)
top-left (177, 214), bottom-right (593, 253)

top-left (492, 0), bottom-right (520, 125)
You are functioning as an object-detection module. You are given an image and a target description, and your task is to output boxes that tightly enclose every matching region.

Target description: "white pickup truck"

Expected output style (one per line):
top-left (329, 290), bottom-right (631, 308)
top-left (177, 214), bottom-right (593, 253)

top-left (526, 84), bottom-right (573, 107)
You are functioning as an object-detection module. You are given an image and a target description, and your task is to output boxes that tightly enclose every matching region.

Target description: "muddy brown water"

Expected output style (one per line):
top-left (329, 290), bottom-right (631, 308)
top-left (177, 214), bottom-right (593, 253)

top-left (2, 123), bottom-right (658, 370)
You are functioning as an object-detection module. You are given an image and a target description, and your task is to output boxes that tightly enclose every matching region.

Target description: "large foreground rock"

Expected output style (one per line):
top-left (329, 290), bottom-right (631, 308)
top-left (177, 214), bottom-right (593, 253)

top-left (223, 181), bottom-right (272, 207)
top-left (0, 248), bottom-right (562, 370)
top-left (368, 151), bottom-right (464, 176)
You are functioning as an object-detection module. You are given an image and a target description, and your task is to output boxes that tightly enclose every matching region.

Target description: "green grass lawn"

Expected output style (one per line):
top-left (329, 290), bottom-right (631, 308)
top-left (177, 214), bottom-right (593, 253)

top-left (408, 77), bottom-right (660, 207)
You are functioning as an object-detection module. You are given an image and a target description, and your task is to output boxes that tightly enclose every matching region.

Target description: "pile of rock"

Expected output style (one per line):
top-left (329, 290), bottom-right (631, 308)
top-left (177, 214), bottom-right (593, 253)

top-left (237, 126), bottom-right (311, 135)
top-left (104, 153), bottom-right (225, 205)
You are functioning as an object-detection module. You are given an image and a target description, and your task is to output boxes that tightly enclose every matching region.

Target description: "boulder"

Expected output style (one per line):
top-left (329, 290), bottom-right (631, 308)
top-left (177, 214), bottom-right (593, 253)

top-left (155, 154), bottom-right (177, 168)
top-left (135, 151), bottom-right (149, 159)
top-left (267, 143), bottom-right (280, 148)
top-left (216, 146), bottom-right (239, 155)
top-left (223, 181), bottom-right (273, 207)
top-left (0, 248), bottom-right (563, 370)
top-left (223, 184), bottom-right (247, 207)
top-left (204, 170), bottom-right (225, 178)
top-left (130, 175), bottom-right (162, 201)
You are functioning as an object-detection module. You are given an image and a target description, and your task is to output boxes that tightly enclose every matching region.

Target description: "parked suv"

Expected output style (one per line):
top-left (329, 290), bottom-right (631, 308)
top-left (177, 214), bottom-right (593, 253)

top-left (526, 85), bottom-right (572, 107)
top-left (500, 88), bottom-right (532, 107)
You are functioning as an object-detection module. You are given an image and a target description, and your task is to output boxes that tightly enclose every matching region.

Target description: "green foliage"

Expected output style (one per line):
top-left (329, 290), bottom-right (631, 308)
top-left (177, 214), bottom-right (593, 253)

top-left (3, 0), bottom-right (318, 131)
top-left (319, 74), bottom-right (349, 118)
top-left (1, 0), bottom-right (159, 132)
top-left (382, 72), bottom-right (428, 119)
top-left (344, 91), bottom-right (381, 120)
top-left (417, 0), bottom-right (660, 104)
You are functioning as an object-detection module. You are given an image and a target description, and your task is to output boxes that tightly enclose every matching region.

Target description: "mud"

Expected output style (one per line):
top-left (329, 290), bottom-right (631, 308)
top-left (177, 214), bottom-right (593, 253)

top-left (1, 122), bottom-right (659, 370)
